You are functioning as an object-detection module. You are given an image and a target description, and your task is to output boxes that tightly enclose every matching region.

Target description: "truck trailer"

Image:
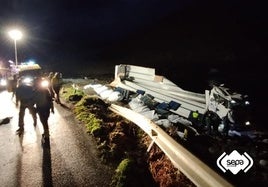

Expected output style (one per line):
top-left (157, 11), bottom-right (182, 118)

top-left (111, 64), bottom-right (252, 137)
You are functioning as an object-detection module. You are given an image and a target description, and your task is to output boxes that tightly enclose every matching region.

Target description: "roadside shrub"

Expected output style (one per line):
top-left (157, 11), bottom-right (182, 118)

top-left (111, 158), bottom-right (134, 187)
top-left (85, 113), bottom-right (102, 135)
top-left (61, 84), bottom-right (85, 102)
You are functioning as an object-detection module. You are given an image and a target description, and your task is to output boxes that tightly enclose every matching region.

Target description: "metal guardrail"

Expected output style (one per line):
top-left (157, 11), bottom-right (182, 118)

top-left (109, 104), bottom-right (233, 187)
top-left (76, 80), bottom-right (234, 186)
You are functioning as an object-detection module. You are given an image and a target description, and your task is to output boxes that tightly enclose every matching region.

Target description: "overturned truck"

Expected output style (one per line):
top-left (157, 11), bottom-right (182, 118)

top-left (110, 64), bottom-right (252, 138)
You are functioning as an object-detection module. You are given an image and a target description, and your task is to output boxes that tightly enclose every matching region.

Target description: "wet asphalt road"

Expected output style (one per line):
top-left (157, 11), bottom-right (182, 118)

top-left (0, 90), bottom-right (114, 187)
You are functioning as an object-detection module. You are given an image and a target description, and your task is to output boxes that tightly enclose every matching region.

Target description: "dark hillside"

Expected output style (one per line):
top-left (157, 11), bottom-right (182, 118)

top-left (100, 0), bottom-right (266, 87)
top-left (98, 0), bottom-right (267, 130)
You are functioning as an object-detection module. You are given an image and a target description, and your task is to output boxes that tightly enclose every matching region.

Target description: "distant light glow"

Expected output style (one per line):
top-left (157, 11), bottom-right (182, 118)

top-left (8, 29), bottom-right (23, 40)
top-left (28, 60), bottom-right (35, 65)
top-left (0, 79), bottom-right (7, 86)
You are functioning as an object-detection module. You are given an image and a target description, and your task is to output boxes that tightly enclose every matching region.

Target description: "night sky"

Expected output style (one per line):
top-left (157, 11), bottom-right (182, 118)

top-left (0, 1), bottom-right (266, 72)
top-left (0, 0), bottom-right (267, 127)
top-left (0, 0), bottom-right (190, 71)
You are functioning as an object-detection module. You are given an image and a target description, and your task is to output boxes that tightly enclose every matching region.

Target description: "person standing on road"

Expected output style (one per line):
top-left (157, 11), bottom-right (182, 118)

top-left (34, 77), bottom-right (54, 142)
top-left (10, 74), bottom-right (18, 99)
top-left (51, 72), bottom-right (63, 104)
top-left (47, 72), bottom-right (54, 99)
top-left (15, 77), bottom-right (37, 135)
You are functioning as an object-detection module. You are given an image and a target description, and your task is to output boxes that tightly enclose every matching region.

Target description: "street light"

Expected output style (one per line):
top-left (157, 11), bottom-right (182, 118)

top-left (8, 29), bottom-right (22, 67)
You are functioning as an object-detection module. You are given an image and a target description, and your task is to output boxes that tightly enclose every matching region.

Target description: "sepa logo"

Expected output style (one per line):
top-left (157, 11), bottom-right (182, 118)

top-left (217, 150), bottom-right (253, 175)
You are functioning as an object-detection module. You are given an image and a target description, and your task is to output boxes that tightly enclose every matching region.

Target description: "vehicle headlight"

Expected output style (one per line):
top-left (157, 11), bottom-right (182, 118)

top-left (22, 77), bottom-right (33, 85)
top-left (231, 100), bottom-right (236, 104)
top-left (41, 79), bottom-right (49, 88)
top-left (245, 121), bottom-right (251, 126)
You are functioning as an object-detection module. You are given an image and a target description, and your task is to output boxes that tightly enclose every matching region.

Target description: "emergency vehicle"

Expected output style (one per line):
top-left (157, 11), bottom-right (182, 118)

top-left (6, 63), bottom-right (42, 92)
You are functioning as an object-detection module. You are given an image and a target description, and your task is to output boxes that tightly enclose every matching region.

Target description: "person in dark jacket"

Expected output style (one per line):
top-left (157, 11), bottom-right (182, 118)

top-left (10, 74), bottom-right (18, 99)
top-left (34, 77), bottom-right (54, 142)
top-left (15, 77), bottom-right (37, 135)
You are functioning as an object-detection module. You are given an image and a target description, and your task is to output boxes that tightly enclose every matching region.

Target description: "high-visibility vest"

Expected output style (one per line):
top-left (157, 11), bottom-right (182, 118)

top-left (52, 76), bottom-right (62, 86)
top-left (192, 111), bottom-right (199, 119)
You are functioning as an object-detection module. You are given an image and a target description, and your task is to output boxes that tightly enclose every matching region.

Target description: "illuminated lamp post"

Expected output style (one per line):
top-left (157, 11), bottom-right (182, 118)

top-left (8, 29), bottom-right (22, 67)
